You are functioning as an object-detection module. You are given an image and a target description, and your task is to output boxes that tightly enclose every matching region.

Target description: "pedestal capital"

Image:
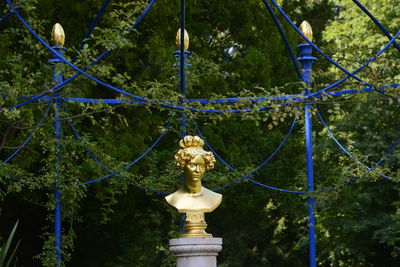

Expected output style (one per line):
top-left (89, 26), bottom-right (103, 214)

top-left (169, 237), bottom-right (223, 267)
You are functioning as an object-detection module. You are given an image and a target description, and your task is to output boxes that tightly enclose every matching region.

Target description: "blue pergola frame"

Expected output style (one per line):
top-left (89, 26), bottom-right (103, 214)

top-left (1, 0), bottom-right (399, 266)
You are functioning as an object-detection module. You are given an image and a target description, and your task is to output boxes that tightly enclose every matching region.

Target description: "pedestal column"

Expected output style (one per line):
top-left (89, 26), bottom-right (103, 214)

top-left (169, 237), bottom-right (222, 267)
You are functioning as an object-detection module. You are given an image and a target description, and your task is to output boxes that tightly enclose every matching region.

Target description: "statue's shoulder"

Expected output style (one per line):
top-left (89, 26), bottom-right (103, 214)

top-left (165, 188), bottom-right (185, 207)
top-left (201, 187), bottom-right (222, 197)
top-left (201, 187), bottom-right (222, 209)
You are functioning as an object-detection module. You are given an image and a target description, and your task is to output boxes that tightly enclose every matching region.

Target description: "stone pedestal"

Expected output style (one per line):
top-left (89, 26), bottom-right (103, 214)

top-left (169, 237), bottom-right (222, 267)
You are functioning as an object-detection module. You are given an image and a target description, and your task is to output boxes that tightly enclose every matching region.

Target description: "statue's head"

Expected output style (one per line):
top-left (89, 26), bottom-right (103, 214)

top-left (175, 136), bottom-right (216, 189)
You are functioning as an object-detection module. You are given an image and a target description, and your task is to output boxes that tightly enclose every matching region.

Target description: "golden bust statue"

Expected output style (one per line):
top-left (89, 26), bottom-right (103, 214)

top-left (166, 135), bottom-right (222, 237)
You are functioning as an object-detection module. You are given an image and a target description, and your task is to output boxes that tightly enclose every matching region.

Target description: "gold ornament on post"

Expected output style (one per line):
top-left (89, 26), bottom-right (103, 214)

top-left (176, 28), bottom-right (189, 51)
top-left (166, 136), bottom-right (222, 238)
top-left (299, 20), bottom-right (313, 43)
top-left (51, 23), bottom-right (65, 46)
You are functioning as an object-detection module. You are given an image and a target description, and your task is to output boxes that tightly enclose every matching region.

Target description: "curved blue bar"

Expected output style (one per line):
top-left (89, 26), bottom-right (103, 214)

top-left (74, 0), bottom-right (112, 62)
top-left (0, 0), bottom-right (28, 25)
top-left (193, 117), bottom-right (305, 193)
top-left (352, 0), bottom-right (400, 52)
top-left (261, 0), bottom-right (301, 78)
top-left (65, 106), bottom-right (171, 194)
top-left (0, 104), bottom-right (51, 165)
top-left (69, 121), bottom-right (171, 187)
top-left (316, 110), bottom-right (399, 181)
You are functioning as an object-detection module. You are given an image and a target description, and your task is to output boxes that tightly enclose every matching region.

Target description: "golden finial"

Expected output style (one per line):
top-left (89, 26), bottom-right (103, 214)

top-left (176, 28), bottom-right (189, 51)
top-left (299, 20), bottom-right (313, 43)
top-left (51, 23), bottom-right (65, 46)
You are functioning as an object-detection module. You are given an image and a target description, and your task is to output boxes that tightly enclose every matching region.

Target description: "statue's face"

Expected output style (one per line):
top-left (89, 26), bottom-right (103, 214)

top-left (184, 154), bottom-right (206, 184)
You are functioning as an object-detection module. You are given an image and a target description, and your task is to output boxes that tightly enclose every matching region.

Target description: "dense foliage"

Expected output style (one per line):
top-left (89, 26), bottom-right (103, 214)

top-left (0, 0), bottom-right (398, 266)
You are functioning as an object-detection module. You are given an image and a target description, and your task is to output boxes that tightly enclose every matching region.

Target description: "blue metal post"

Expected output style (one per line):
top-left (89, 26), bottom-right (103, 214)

top-left (173, 49), bottom-right (190, 138)
top-left (178, 0), bottom-right (187, 139)
top-left (49, 45), bottom-right (66, 266)
top-left (173, 49), bottom-right (191, 232)
top-left (297, 43), bottom-right (317, 267)
top-left (176, 0), bottom-right (189, 232)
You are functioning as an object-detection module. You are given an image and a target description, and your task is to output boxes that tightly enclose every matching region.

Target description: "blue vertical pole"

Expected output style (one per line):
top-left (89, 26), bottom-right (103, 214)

top-left (173, 49), bottom-right (190, 231)
top-left (173, 49), bottom-right (190, 139)
top-left (177, 0), bottom-right (188, 232)
top-left (173, 49), bottom-right (190, 138)
top-left (179, 0), bottom-right (187, 139)
top-left (297, 43), bottom-right (317, 267)
top-left (49, 45), bottom-right (66, 266)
